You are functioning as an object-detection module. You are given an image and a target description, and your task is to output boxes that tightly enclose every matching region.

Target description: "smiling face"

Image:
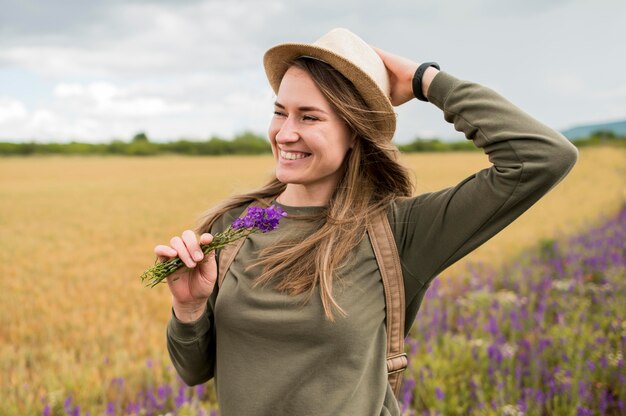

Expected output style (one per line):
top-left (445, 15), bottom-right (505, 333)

top-left (268, 65), bottom-right (354, 204)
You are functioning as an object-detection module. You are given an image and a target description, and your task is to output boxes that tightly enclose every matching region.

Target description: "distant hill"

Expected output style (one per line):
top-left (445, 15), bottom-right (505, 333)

top-left (561, 119), bottom-right (626, 139)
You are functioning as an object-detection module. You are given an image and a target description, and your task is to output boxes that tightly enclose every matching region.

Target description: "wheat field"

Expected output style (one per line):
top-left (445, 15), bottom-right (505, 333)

top-left (0, 147), bottom-right (624, 414)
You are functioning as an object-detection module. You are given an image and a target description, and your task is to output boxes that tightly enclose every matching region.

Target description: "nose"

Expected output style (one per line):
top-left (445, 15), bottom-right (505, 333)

top-left (275, 116), bottom-right (300, 144)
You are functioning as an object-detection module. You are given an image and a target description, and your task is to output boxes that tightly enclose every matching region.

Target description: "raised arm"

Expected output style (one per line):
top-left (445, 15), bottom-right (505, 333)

top-left (374, 47), bottom-right (578, 333)
top-left (394, 70), bottom-right (578, 282)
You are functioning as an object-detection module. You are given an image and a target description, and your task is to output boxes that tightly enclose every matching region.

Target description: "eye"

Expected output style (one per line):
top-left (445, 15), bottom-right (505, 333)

top-left (273, 111), bottom-right (286, 117)
top-left (302, 115), bottom-right (319, 121)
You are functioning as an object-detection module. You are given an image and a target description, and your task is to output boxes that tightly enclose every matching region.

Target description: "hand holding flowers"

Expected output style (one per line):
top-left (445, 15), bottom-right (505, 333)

top-left (145, 205), bottom-right (286, 321)
top-left (143, 205), bottom-right (287, 288)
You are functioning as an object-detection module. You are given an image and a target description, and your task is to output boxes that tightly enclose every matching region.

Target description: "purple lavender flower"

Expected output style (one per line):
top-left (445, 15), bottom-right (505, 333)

top-left (146, 389), bottom-right (159, 410)
top-left (535, 389), bottom-right (545, 405)
top-left (64, 396), bottom-right (73, 413)
top-left (538, 338), bottom-right (551, 353)
top-left (175, 385), bottom-right (186, 408)
top-left (578, 381), bottom-right (588, 401)
top-left (231, 205), bottom-right (286, 232)
top-left (487, 343), bottom-right (503, 365)
top-left (599, 389), bottom-right (609, 414)
top-left (158, 384), bottom-right (171, 401)
top-left (400, 377), bottom-right (416, 412)
top-left (599, 355), bottom-right (608, 369)
top-left (195, 383), bottom-right (206, 398)
top-left (126, 402), bottom-right (140, 415)
top-left (435, 387), bottom-right (444, 400)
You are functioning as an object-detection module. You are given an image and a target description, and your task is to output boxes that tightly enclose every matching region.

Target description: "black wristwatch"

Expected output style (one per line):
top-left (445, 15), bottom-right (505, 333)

top-left (412, 62), bottom-right (440, 102)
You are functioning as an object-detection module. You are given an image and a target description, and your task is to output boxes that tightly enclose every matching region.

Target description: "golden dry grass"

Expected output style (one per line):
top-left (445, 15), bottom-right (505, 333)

top-left (401, 147), bottom-right (626, 268)
top-left (0, 147), bottom-right (624, 413)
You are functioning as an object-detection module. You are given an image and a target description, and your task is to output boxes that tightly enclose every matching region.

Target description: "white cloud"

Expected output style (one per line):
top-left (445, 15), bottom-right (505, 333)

top-left (53, 81), bottom-right (193, 118)
top-left (0, 1), bottom-right (284, 78)
top-left (31, 109), bottom-right (58, 126)
top-left (0, 97), bottom-right (28, 123)
top-left (54, 83), bottom-right (87, 98)
top-left (94, 96), bottom-right (192, 118)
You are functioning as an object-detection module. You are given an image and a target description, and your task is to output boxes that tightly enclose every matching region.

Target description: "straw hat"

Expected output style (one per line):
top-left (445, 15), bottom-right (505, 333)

top-left (263, 28), bottom-right (396, 141)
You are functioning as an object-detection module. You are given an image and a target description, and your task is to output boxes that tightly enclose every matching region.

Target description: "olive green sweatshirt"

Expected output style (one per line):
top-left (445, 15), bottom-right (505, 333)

top-left (166, 71), bottom-right (578, 416)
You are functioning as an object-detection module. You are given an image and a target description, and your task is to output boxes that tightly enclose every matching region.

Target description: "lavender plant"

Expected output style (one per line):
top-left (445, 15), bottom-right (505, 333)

top-left (140, 205), bottom-right (286, 288)
top-left (399, 205), bottom-right (626, 415)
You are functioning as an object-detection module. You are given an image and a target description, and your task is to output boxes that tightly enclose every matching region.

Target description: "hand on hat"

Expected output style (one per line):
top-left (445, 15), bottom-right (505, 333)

top-left (372, 46), bottom-right (438, 106)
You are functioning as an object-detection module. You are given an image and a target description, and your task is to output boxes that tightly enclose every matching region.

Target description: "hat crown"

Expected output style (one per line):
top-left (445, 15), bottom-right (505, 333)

top-left (313, 28), bottom-right (391, 99)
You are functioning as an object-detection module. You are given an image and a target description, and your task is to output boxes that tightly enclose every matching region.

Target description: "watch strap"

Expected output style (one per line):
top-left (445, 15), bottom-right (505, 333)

top-left (412, 62), bottom-right (440, 102)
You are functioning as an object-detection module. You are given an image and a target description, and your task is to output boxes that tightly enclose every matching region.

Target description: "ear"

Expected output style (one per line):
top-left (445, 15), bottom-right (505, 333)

top-left (349, 132), bottom-right (357, 149)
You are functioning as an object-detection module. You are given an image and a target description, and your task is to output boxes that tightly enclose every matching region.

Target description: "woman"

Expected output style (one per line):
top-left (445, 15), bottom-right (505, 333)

top-left (156, 28), bottom-right (578, 415)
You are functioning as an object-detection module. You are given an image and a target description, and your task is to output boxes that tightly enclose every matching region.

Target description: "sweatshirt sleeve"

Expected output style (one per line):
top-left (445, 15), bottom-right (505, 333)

top-left (166, 291), bottom-right (217, 385)
top-left (392, 71), bottom-right (579, 331)
top-left (165, 209), bottom-right (237, 385)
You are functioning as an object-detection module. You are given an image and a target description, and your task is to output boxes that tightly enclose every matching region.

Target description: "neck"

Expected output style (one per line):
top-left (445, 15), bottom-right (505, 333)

top-left (278, 183), bottom-right (334, 207)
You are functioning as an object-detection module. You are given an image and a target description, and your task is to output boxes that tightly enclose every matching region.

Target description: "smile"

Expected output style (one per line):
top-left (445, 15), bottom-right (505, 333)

top-left (280, 150), bottom-right (311, 160)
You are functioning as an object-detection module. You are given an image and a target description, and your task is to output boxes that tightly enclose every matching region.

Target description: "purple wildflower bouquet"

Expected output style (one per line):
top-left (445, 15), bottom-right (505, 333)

top-left (141, 205), bottom-right (286, 288)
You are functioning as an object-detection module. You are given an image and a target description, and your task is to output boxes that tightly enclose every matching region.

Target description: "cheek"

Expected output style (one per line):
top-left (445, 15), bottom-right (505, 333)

top-left (333, 130), bottom-right (354, 164)
top-left (268, 123), bottom-right (279, 153)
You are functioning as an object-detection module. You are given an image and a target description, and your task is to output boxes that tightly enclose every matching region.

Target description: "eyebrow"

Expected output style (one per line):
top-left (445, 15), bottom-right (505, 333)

top-left (274, 101), bottom-right (328, 114)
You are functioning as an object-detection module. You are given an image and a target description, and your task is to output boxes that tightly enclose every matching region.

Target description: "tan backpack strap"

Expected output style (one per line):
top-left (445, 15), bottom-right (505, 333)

top-left (217, 198), bottom-right (273, 288)
top-left (218, 237), bottom-right (246, 288)
top-left (367, 209), bottom-right (407, 399)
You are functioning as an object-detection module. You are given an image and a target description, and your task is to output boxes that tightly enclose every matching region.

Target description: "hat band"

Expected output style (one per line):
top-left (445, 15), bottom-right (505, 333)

top-left (297, 55), bottom-right (331, 65)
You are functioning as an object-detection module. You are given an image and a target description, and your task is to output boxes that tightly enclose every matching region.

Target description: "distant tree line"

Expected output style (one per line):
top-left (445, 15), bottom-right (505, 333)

top-left (568, 130), bottom-right (626, 148)
top-left (0, 130), bottom-right (624, 156)
top-left (0, 131), bottom-right (271, 156)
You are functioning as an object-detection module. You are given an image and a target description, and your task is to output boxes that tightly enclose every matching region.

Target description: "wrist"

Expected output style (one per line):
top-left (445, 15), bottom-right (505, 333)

top-left (421, 66), bottom-right (440, 100)
top-left (172, 299), bottom-right (207, 323)
top-left (412, 62), bottom-right (440, 102)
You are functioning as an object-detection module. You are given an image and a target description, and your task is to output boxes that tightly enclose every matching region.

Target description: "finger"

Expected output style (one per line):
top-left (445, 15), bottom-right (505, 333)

top-left (170, 235), bottom-right (196, 268)
top-left (371, 45), bottom-right (388, 59)
top-left (372, 45), bottom-right (418, 76)
top-left (371, 46), bottom-right (393, 70)
top-left (198, 250), bottom-right (218, 287)
top-left (371, 46), bottom-right (403, 68)
top-left (154, 244), bottom-right (178, 261)
top-left (182, 229), bottom-right (204, 263)
top-left (199, 232), bottom-right (214, 245)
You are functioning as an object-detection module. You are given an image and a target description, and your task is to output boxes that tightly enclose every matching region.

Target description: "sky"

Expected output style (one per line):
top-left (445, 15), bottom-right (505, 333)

top-left (0, 0), bottom-right (624, 144)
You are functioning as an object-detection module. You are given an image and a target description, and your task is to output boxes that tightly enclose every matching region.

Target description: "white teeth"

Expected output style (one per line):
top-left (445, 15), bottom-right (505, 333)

top-left (280, 150), bottom-right (310, 160)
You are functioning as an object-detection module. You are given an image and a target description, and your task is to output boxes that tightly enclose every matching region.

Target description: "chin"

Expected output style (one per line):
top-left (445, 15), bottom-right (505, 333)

top-left (276, 176), bottom-right (301, 185)
top-left (275, 170), bottom-right (306, 185)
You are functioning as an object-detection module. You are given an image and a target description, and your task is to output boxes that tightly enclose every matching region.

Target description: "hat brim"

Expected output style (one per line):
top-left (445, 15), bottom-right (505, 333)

top-left (263, 43), bottom-right (396, 141)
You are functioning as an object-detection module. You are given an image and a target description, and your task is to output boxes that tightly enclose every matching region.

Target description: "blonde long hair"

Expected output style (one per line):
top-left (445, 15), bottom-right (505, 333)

top-left (196, 57), bottom-right (414, 320)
